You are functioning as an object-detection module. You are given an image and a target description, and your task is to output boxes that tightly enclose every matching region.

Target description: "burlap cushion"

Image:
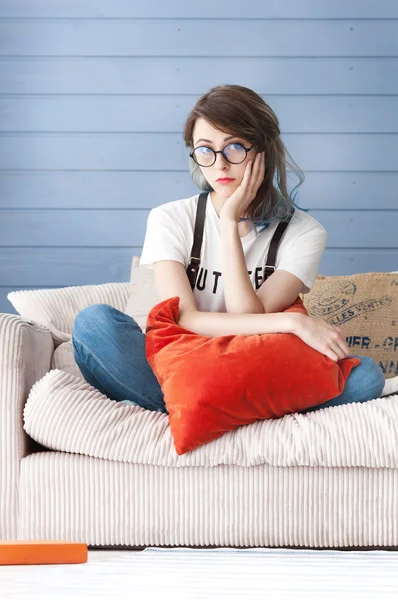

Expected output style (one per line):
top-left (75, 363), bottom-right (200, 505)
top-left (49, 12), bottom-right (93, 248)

top-left (302, 272), bottom-right (398, 379)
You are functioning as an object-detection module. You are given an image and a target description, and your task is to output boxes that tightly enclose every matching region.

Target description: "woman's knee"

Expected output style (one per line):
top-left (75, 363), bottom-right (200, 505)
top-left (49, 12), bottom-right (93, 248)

top-left (351, 355), bottom-right (385, 399)
top-left (72, 304), bottom-right (115, 340)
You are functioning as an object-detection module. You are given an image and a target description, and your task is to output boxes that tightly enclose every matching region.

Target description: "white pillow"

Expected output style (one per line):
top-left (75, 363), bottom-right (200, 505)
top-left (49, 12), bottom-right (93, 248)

top-left (7, 282), bottom-right (130, 346)
top-left (123, 256), bottom-right (158, 332)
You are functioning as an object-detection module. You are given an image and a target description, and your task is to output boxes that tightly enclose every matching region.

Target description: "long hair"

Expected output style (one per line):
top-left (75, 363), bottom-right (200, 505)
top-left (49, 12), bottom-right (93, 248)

top-left (183, 84), bottom-right (305, 234)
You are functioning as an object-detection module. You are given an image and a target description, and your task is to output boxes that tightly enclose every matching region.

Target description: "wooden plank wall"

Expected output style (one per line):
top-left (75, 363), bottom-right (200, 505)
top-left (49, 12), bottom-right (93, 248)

top-left (0, 1), bottom-right (397, 314)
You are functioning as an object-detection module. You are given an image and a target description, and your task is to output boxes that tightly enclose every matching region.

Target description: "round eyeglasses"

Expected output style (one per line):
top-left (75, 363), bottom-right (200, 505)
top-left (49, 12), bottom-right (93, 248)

top-left (190, 143), bottom-right (254, 167)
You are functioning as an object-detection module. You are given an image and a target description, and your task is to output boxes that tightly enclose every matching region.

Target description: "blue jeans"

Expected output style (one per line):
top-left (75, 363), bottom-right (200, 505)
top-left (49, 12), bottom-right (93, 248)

top-left (71, 304), bottom-right (385, 416)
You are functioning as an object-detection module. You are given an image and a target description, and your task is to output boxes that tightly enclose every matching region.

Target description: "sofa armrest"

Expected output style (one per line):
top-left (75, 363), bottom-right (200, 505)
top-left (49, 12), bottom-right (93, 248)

top-left (0, 313), bottom-right (54, 540)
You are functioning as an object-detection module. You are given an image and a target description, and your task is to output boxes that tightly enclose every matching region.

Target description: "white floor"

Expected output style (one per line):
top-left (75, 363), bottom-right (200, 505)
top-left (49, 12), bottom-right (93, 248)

top-left (1, 547), bottom-right (398, 599)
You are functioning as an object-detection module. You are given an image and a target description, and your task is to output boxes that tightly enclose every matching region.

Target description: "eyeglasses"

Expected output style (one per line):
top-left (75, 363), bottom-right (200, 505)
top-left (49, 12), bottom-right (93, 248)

top-left (190, 143), bottom-right (254, 167)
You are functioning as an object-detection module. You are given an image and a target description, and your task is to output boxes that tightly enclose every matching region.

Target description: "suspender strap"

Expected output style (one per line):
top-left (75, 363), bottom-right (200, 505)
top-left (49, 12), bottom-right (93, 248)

top-left (186, 193), bottom-right (295, 291)
top-left (186, 192), bottom-right (208, 291)
top-left (263, 209), bottom-right (295, 281)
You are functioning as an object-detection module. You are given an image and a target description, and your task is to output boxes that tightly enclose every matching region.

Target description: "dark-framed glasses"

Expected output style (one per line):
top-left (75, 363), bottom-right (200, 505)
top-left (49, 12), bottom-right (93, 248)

top-left (190, 143), bottom-right (254, 167)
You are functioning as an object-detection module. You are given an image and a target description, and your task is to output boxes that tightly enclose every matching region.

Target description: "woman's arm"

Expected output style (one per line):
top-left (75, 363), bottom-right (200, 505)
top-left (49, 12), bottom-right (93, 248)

top-left (220, 219), bottom-right (305, 314)
top-left (220, 219), bottom-right (265, 314)
top-left (179, 309), bottom-right (350, 362)
top-left (155, 261), bottom-right (349, 361)
top-left (218, 153), bottom-right (307, 314)
top-left (218, 153), bottom-right (327, 316)
top-left (179, 309), bottom-right (296, 338)
top-left (256, 269), bottom-right (305, 313)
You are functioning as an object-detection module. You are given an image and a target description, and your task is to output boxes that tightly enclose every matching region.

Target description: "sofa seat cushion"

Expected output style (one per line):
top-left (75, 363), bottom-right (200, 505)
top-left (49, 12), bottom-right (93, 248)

top-left (23, 369), bottom-right (398, 469)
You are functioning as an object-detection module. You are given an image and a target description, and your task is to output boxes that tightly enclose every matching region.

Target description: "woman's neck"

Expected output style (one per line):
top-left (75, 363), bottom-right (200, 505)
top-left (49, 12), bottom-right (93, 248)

top-left (209, 191), bottom-right (248, 220)
top-left (209, 191), bottom-right (225, 218)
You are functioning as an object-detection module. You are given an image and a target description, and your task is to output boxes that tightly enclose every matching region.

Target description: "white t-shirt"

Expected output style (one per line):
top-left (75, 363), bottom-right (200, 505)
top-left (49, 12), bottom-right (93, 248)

top-left (139, 192), bottom-right (327, 313)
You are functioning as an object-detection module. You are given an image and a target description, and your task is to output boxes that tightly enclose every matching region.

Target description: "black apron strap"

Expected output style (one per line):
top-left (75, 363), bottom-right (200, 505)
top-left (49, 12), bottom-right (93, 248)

top-left (187, 193), bottom-right (295, 291)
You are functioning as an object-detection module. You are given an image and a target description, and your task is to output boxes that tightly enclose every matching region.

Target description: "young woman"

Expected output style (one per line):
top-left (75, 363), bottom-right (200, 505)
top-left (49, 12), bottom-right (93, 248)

top-left (72, 84), bottom-right (391, 415)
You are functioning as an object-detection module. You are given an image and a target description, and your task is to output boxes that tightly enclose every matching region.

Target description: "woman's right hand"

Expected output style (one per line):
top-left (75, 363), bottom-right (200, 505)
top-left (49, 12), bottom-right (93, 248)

top-left (290, 313), bottom-right (351, 362)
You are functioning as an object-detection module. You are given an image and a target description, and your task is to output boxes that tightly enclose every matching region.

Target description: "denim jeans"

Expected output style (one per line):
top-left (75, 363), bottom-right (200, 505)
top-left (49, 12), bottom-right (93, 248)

top-left (72, 304), bottom-right (386, 416)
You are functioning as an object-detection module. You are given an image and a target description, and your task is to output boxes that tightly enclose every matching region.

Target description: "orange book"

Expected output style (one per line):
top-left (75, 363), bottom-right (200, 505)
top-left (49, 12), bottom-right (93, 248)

top-left (0, 540), bottom-right (88, 565)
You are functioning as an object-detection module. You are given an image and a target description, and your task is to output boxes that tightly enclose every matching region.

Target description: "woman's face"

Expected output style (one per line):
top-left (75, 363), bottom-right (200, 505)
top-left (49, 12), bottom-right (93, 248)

top-left (191, 118), bottom-right (257, 198)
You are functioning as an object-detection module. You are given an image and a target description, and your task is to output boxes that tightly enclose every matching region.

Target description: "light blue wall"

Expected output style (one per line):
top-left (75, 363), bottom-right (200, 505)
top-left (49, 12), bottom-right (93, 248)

top-left (1, 1), bottom-right (398, 314)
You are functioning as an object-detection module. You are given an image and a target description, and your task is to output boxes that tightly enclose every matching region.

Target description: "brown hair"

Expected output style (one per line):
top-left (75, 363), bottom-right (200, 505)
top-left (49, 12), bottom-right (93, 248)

top-left (183, 84), bottom-right (305, 229)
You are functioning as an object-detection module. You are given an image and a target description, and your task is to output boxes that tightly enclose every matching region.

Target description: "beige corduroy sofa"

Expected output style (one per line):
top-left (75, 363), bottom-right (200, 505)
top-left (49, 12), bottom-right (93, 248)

top-left (1, 263), bottom-right (398, 549)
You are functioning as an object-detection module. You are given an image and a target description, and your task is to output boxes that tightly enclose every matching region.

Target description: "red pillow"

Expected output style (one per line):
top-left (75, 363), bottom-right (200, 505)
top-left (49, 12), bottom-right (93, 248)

top-left (145, 296), bottom-right (361, 456)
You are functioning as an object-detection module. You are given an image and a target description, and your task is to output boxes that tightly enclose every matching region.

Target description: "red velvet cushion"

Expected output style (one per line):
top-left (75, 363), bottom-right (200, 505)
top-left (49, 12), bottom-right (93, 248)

top-left (145, 296), bottom-right (361, 455)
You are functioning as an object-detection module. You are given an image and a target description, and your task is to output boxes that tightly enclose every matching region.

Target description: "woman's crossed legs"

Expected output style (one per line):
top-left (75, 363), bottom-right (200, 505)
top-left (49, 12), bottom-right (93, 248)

top-left (72, 304), bottom-right (388, 416)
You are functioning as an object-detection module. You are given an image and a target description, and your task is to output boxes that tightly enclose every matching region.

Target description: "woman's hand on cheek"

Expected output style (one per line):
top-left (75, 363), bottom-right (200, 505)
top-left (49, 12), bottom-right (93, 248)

top-left (219, 151), bottom-right (265, 223)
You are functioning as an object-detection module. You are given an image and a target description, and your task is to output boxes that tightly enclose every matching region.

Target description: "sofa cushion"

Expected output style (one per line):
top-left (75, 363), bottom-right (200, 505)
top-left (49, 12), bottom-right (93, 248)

top-left (23, 369), bottom-right (398, 468)
top-left (7, 282), bottom-right (130, 346)
top-left (124, 256), bottom-right (158, 333)
top-left (145, 296), bottom-right (361, 455)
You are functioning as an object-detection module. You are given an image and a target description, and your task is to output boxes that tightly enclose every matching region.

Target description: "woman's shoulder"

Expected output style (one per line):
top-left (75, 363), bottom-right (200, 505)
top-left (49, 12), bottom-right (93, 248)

top-left (150, 193), bottom-right (199, 221)
top-left (276, 208), bottom-right (328, 250)
top-left (289, 207), bottom-right (327, 236)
